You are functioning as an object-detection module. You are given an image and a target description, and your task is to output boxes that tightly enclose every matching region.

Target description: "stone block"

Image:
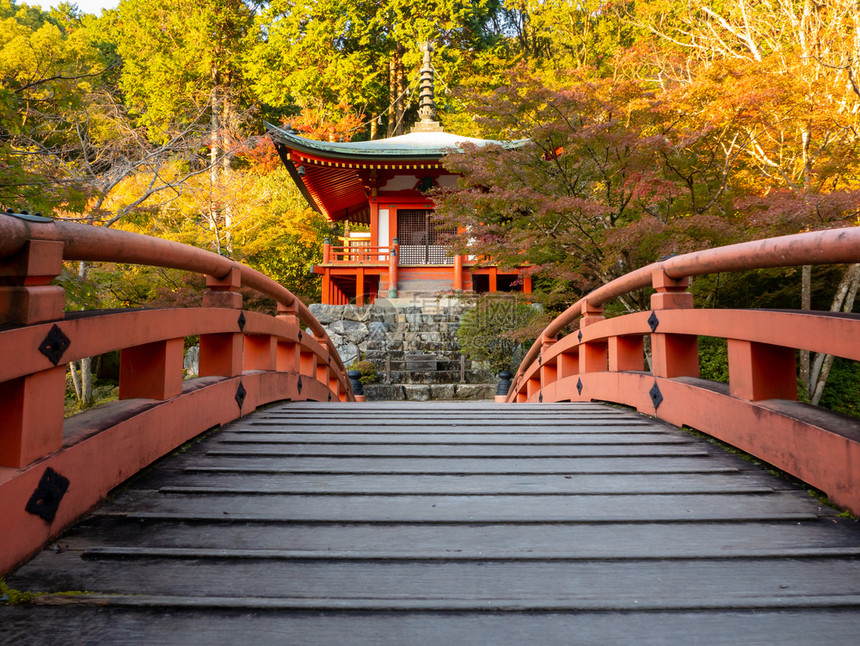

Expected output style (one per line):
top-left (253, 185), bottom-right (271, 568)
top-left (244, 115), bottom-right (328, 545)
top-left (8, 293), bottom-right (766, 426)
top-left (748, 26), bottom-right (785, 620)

top-left (430, 384), bottom-right (456, 400)
top-left (364, 384), bottom-right (405, 401)
top-left (338, 342), bottom-right (359, 366)
top-left (455, 384), bottom-right (495, 400)
top-left (403, 384), bottom-right (431, 401)
top-left (309, 303), bottom-right (341, 324)
top-left (329, 319), bottom-right (369, 345)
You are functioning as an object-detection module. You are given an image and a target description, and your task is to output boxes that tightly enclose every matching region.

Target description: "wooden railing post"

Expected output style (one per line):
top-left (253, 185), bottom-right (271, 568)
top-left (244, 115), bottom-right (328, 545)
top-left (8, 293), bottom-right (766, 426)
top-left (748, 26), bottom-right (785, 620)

top-left (119, 339), bottom-right (184, 400)
top-left (539, 333), bottom-right (558, 389)
top-left (650, 269), bottom-right (698, 378)
top-left (0, 239), bottom-right (65, 326)
top-left (200, 267), bottom-right (243, 377)
top-left (0, 239), bottom-right (66, 467)
top-left (578, 300), bottom-right (607, 373)
top-left (727, 340), bottom-right (797, 401)
top-left (276, 302), bottom-right (301, 373)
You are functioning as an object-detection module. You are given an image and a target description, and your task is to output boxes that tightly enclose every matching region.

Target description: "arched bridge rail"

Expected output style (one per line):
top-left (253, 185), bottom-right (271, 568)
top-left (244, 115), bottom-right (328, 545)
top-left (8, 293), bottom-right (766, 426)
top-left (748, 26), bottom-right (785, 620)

top-left (507, 227), bottom-right (860, 516)
top-left (0, 213), bottom-right (354, 575)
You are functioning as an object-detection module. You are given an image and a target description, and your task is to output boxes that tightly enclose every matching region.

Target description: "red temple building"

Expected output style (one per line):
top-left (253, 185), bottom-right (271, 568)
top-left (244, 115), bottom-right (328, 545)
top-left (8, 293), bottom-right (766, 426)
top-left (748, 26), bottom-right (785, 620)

top-left (268, 44), bottom-right (529, 306)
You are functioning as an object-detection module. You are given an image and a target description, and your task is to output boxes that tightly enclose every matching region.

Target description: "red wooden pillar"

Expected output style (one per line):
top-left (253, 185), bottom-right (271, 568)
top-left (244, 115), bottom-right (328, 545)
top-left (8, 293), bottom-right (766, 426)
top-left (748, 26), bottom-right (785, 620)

top-left (0, 239), bottom-right (65, 326)
top-left (609, 336), bottom-right (644, 372)
top-left (539, 334), bottom-right (558, 389)
top-left (0, 239), bottom-right (66, 467)
top-left (244, 335), bottom-right (277, 371)
top-left (200, 267), bottom-right (243, 377)
top-left (579, 301), bottom-right (607, 373)
top-left (119, 338), bottom-right (184, 400)
top-left (727, 340), bottom-right (796, 401)
top-left (489, 268), bottom-right (498, 293)
top-left (276, 302), bottom-right (300, 373)
top-left (454, 255), bottom-right (464, 291)
top-left (650, 269), bottom-right (698, 378)
top-left (522, 273), bottom-right (532, 295)
top-left (356, 267), bottom-right (365, 307)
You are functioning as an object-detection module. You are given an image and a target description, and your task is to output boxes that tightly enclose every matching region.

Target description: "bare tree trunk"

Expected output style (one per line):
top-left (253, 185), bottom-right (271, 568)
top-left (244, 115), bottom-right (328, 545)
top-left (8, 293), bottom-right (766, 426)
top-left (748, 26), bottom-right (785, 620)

top-left (209, 83), bottom-right (223, 254)
top-left (387, 42), bottom-right (406, 137)
top-left (69, 361), bottom-right (82, 399)
top-left (810, 263), bottom-right (860, 405)
top-left (799, 264), bottom-right (812, 395)
top-left (81, 356), bottom-right (93, 406)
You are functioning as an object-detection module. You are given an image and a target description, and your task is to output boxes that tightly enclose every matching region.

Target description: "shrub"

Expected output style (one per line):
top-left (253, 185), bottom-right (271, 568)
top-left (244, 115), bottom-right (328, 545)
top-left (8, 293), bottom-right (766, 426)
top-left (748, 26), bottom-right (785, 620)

top-left (350, 360), bottom-right (379, 385)
top-left (457, 294), bottom-right (540, 374)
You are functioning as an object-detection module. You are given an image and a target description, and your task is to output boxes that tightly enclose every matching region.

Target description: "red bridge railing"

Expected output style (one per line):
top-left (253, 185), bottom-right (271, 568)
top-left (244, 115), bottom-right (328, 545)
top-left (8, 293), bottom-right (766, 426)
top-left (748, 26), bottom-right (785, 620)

top-left (0, 213), bottom-right (354, 575)
top-left (507, 227), bottom-right (860, 516)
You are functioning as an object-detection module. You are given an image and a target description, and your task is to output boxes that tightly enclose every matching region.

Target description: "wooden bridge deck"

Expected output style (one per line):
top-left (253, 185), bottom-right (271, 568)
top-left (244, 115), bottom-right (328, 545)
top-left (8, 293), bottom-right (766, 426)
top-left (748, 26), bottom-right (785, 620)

top-left (3, 401), bottom-right (860, 644)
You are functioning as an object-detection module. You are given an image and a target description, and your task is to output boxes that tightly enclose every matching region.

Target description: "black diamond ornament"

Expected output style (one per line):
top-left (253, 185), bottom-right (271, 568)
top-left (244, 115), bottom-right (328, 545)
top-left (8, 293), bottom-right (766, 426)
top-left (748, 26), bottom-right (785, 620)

top-left (328, 392), bottom-right (332, 402)
top-left (649, 382), bottom-right (663, 409)
top-left (297, 377), bottom-right (303, 394)
top-left (25, 467), bottom-right (69, 523)
top-left (538, 354), bottom-right (542, 367)
top-left (648, 311), bottom-right (660, 332)
top-left (539, 391), bottom-right (543, 403)
top-left (237, 311), bottom-right (246, 332)
top-left (235, 381), bottom-right (247, 410)
top-left (576, 378), bottom-right (583, 395)
top-left (39, 325), bottom-right (71, 366)
top-left (577, 329), bottom-right (583, 343)
top-left (298, 329), bottom-right (303, 342)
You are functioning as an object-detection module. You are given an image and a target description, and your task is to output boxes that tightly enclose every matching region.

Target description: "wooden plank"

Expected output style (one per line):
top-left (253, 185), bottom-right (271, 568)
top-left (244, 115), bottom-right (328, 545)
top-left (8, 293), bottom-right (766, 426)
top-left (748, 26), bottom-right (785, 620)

top-left (214, 433), bottom-right (690, 445)
top-left (150, 472), bottom-right (776, 495)
top-left (177, 456), bottom-right (740, 474)
top-left (203, 444), bottom-right (709, 457)
top-left (95, 491), bottom-right (820, 522)
top-left (2, 607), bottom-right (859, 646)
top-left (57, 518), bottom-right (860, 557)
top-left (11, 552), bottom-right (860, 602)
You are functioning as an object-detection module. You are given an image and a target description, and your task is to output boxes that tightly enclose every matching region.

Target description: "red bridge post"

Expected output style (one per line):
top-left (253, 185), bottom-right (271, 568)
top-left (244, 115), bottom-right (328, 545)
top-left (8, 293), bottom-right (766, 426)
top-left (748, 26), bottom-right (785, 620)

top-left (0, 239), bottom-right (66, 468)
top-left (650, 269), bottom-right (698, 378)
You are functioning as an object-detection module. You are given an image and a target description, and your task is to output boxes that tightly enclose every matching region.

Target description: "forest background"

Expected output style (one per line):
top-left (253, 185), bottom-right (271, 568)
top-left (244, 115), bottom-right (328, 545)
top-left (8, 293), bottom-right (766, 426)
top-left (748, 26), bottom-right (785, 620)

top-left (2, 0), bottom-right (859, 412)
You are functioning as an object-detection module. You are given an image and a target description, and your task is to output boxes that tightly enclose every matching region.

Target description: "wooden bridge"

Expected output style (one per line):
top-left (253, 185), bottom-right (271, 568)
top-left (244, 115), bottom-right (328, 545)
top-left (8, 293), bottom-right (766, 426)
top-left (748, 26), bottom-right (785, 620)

top-left (1, 213), bottom-right (860, 643)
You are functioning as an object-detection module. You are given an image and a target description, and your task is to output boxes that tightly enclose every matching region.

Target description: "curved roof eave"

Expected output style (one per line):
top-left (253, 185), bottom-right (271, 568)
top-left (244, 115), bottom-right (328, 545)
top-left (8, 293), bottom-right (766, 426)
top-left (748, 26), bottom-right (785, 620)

top-left (265, 122), bottom-right (527, 161)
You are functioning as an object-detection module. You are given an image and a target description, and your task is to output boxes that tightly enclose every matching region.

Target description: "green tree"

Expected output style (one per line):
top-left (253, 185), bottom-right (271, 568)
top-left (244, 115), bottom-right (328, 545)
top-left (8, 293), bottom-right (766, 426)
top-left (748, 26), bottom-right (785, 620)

top-left (247, 0), bottom-right (503, 139)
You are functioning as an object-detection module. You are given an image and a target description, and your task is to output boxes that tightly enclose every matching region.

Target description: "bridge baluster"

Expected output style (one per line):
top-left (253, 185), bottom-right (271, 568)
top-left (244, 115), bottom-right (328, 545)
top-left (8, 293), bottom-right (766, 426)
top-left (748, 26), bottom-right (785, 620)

top-left (119, 339), bottom-right (184, 400)
top-left (649, 270), bottom-right (698, 379)
top-left (243, 335), bottom-right (277, 371)
top-left (608, 335), bottom-right (645, 372)
top-left (578, 301), bottom-right (607, 374)
top-left (199, 268), bottom-right (244, 378)
top-left (275, 302), bottom-right (301, 373)
top-left (727, 340), bottom-right (797, 402)
top-left (0, 239), bottom-right (67, 467)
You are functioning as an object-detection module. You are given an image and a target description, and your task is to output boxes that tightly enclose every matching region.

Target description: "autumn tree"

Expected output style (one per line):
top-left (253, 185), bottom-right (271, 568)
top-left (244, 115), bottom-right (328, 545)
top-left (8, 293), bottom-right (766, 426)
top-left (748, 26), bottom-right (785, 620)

top-left (110, 0), bottom-right (257, 250)
top-left (435, 67), bottom-right (736, 309)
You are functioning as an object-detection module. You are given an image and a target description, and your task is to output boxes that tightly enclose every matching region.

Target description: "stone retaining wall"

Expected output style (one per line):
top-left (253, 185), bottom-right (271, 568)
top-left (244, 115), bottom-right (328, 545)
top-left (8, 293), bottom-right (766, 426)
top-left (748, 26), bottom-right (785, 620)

top-left (309, 298), bottom-right (495, 400)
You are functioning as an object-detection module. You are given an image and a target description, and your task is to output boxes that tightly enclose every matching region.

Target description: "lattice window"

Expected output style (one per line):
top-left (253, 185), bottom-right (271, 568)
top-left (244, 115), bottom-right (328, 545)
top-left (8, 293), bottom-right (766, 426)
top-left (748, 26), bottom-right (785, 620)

top-left (397, 209), bottom-right (454, 265)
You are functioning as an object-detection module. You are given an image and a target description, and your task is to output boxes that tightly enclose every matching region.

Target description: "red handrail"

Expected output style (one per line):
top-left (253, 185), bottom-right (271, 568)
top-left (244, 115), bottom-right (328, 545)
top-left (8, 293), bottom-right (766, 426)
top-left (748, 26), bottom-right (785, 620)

top-left (0, 213), bottom-right (356, 576)
top-left (329, 245), bottom-right (391, 263)
top-left (507, 225), bottom-right (860, 517)
top-left (0, 214), bottom-right (336, 350)
top-left (518, 227), bottom-right (860, 375)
